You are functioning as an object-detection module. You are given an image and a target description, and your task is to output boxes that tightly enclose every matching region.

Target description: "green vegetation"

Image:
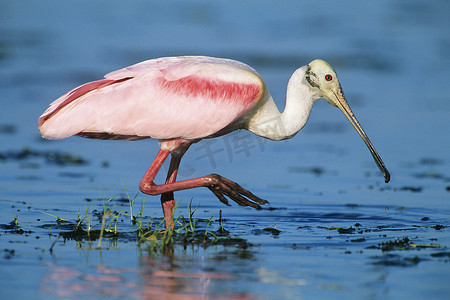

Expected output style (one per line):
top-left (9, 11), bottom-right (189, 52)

top-left (11, 209), bottom-right (19, 227)
top-left (39, 193), bottom-right (248, 254)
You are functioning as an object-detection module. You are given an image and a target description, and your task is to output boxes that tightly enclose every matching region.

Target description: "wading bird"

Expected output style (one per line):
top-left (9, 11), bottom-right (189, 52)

top-left (38, 56), bottom-right (390, 228)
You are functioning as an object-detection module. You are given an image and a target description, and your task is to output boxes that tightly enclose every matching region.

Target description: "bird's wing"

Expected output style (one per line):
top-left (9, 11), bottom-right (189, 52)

top-left (38, 56), bottom-right (265, 141)
top-left (105, 56), bottom-right (260, 81)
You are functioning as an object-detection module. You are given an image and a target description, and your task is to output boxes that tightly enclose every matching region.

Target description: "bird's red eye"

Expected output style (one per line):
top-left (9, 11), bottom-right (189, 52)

top-left (325, 74), bottom-right (333, 81)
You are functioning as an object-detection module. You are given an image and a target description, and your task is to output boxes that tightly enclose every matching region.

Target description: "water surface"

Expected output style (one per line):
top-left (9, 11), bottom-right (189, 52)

top-left (1, 1), bottom-right (449, 299)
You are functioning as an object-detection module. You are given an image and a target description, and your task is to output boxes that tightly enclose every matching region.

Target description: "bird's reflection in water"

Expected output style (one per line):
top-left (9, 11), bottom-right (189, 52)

top-left (41, 246), bottom-right (254, 300)
top-left (140, 247), bottom-right (253, 299)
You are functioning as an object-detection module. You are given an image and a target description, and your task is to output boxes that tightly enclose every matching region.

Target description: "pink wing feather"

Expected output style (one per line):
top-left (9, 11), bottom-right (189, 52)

top-left (37, 77), bottom-right (132, 128)
top-left (38, 56), bottom-right (264, 141)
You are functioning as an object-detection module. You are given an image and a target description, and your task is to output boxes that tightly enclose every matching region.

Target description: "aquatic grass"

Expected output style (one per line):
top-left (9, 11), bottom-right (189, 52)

top-left (11, 209), bottom-right (19, 227)
top-left (136, 196), bottom-right (146, 233)
top-left (108, 211), bottom-right (120, 235)
top-left (122, 180), bottom-right (139, 223)
top-left (55, 192), bottom-right (117, 245)
top-left (40, 185), bottom-right (219, 252)
top-left (186, 199), bottom-right (199, 234)
top-left (84, 202), bottom-right (93, 239)
top-left (75, 208), bottom-right (83, 230)
top-left (49, 190), bottom-right (254, 255)
top-left (100, 194), bottom-right (125, 235)
top-left (97, 209), bottom-right (113, 248)
top-left (0, 192), bottom-right (253, 261)
top-left (218, 210), bottom-right (225, 233)
top-left (140, 202), bottom-right (182, 252)
top-left (40, 211), bottom-right (68, 225)
top-left (204, 216), bottom-right (218, 241)
top-left (133, 200), bottom-right (243, 253)
top-left (0, 210), bottom-right (22, 231)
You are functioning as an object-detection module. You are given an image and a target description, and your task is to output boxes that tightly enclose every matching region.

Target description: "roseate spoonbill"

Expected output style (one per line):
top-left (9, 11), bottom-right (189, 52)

top-left (38, 56), bottom-right (390, 228)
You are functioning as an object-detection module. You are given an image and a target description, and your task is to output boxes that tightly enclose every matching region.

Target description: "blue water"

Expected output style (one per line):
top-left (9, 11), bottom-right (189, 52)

top-left (1, 0), bottom-right (449, 299)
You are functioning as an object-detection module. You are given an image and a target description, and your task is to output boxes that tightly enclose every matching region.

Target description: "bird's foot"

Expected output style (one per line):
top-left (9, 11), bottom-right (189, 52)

top-left (206, 174), bottom-right (269, 209)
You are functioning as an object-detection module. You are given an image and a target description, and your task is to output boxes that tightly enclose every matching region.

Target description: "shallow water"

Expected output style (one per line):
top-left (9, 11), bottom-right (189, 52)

top-left (1, 0), bottom-right (449, 299)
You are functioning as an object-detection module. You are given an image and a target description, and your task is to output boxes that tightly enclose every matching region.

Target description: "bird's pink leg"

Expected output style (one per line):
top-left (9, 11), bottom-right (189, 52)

top-left (138, 149), bottom-right (174, 228)
top-left (160, 153), bottom-right (183, 229)
top-left (139, 149), bottom-right (269, 229)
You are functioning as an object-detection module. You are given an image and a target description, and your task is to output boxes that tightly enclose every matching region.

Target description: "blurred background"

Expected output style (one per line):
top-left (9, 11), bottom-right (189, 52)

top-left (1, 0), bottom-right (449, 299)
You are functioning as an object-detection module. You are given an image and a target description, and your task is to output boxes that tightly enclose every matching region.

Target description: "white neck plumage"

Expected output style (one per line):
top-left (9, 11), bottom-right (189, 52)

top-left (247, 66), bottom-right (317, 141)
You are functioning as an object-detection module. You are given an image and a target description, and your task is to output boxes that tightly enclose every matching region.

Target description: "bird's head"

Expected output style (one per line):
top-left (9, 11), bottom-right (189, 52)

top-left (305, 59), bottom-right (343, 107)
top-left (305, 59), bottom-right (390, 183)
